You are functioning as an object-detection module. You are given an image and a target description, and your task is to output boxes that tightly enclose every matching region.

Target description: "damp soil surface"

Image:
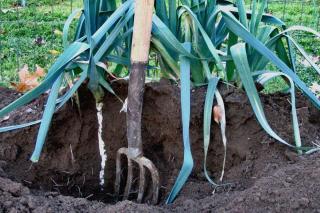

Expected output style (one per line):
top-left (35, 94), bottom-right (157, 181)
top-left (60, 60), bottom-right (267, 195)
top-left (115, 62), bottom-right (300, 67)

top-left (0, 80), bottom-right (320, 212)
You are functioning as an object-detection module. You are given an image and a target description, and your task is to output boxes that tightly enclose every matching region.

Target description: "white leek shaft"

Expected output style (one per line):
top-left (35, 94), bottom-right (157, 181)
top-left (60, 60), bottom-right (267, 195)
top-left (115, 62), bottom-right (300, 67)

top-left (96, 103), bottom-right (107, 188)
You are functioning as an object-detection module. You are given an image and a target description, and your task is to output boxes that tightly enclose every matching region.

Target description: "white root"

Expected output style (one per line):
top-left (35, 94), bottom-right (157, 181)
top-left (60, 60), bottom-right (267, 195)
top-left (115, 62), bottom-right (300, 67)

top-left (96, 103), bottom-right (107, 188)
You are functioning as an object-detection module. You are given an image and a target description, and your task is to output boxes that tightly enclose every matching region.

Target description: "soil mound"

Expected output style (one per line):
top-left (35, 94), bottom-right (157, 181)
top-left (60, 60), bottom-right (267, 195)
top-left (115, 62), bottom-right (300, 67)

top-left (0, 80), bottom-right (319, 212)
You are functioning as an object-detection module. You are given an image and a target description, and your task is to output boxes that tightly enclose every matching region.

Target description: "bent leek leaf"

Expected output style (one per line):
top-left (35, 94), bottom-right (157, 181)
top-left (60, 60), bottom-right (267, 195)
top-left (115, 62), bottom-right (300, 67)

top-left (166, 43), bottom-right (194, 204)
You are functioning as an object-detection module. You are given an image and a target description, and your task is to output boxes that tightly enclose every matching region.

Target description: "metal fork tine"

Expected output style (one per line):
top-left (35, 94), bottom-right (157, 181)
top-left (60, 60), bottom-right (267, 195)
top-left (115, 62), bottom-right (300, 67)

top-left (137, 162), bottom-right (146, 203)
top-left (151, 169), bottom-right (160, 205)
top-left (123, 158), bottom-right (133, 200)
top-left (114, 148), bottom-right (159, 204)
top-left (115, 149), bottom-right (125, 197)
top-left (139, 157), bottom-right (160, 204)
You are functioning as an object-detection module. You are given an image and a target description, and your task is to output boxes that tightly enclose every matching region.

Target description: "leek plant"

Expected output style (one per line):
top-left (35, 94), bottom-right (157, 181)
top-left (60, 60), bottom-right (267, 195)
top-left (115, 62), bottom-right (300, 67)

top-left (1, 0), bottom-right (320, 204)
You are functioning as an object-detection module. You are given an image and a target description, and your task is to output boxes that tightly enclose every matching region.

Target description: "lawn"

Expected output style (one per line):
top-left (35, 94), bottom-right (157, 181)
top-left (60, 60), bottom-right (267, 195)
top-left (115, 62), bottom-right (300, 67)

top-left (0, 0), bottom-right (83, 87)
top-left (264, 0), bottom-right (320, 92)
top-left (0, 0), bottom-right (319, 89)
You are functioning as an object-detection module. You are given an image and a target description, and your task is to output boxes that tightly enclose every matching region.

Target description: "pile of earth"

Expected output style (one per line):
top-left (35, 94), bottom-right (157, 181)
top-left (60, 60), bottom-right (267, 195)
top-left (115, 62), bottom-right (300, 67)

top-left (0, 80), bottom-right (319, 212)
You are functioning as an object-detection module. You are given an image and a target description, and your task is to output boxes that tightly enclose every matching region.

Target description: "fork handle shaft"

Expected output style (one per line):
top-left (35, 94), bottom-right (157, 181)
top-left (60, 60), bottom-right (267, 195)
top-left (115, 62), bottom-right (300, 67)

top-left (127, 0), bottom-right (154, 158)
top-left (130, 0), bottom-right (154, 63)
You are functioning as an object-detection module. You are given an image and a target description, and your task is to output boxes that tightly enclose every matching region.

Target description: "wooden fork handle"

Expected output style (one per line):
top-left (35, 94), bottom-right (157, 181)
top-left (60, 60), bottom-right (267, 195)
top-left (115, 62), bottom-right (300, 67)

top-left (130, 0), bottom-right (154, 63)
top-left (127, 0), bottom-right (155, 157)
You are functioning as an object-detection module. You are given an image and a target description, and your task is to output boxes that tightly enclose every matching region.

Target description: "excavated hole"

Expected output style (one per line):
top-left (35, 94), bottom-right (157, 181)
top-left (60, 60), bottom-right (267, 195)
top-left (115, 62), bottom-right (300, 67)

top-left (0, 80), bottom-right (319, 206)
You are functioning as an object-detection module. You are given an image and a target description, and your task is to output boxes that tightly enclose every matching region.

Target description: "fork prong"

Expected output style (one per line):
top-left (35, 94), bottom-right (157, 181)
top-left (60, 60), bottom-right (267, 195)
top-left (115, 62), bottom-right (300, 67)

top-left (137, 162), bottom-right (146, 203)
top-left (138, 157), bottom-right (160, 205)
top-left (115, 149), bottom-right (124, 197)
top-left (123, 158), bottom-right (133, 200)
top-left (115, 148), bottom-right (128, 197)
top-left (114, 148), bottom-right (159, 204)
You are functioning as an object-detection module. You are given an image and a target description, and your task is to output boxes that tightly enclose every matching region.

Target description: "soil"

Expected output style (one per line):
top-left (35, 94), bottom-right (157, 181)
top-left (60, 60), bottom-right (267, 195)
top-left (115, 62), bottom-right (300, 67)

top-left (0, 79), bottom-right (319, 212)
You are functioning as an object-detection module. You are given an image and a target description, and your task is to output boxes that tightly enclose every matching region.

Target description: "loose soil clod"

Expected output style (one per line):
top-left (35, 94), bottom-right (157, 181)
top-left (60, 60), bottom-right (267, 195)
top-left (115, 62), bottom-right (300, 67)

top-left (0, 80), bottom-right (319, 212)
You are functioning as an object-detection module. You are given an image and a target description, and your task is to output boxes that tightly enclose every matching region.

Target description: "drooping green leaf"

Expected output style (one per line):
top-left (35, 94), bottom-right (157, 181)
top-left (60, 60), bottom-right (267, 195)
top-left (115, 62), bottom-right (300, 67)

top-left (255, 71), bottom-right (302, 152)
top-left (222, 11), bottom-right (320, 109)
top-left (203, 77), bottom-right (219, 186)
top-left (30, 73), bottom-right (64, 163)
top-left (230, 43), bottom-right (306, 151)
top-left (166, 42), bottom-right (194, 204)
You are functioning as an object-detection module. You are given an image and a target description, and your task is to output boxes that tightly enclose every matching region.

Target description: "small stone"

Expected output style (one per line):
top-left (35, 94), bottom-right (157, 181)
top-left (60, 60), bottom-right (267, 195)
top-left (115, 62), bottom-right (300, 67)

top-left (8, 208), bottom-right (18, 213)
top-left (45, 191), bottom-right (59, 197)
top-left (183, 199), bottom-right (197, 212)
top-left (0, 160), bottom-right (7, 168)
top-left (291, 201), bottom-right (300, 209)
top-left (26, 108), bottom-right (33, 113)
top-left (20, 197), bottom-right (27, 205)
top-left (75, 198), bottom-right (87, 206)
top-left (33, 206), bottom-right (48, 213)
top-left (27, 196), bottom-right (36, 209)
top-left (236, 197), bottom-right (244, 202)
top-left (275, 204), bottom-right (281, 213)
top-left (283, 181), bottom-right (290, 187)
top-left (3, 200), bottom-right (13, 207)
top-left (299, 197), bottom-right (310, 207)
top-left (286, 177), bottom-right (294, 183)
top-left (284, 150), bottom-right (298, 162)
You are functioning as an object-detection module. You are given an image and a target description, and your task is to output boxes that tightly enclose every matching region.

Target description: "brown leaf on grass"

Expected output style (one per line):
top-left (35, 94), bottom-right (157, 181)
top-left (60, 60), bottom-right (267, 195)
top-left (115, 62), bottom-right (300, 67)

top-left (213, 105), bottom-right (222, 124)
top-left (310, 82), bottom-right (320, 98)
top-left (11, 65), bottom-right (45, 93)
top-left (35, 65), bottom-right (45, 77)
top-left (10, 82), bottom-right (28, 93)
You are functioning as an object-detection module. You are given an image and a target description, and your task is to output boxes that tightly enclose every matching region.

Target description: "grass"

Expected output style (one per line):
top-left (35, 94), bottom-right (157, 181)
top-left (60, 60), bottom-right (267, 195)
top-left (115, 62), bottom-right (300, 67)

top-left (0, 0), bottom-right (319, 89)
top-left (0, 0), bottom-right (83, 87)
top-left (240, 0), bottom-right (320, 93)
top-left (262, 1), bottom-right (320, 93)
top-left (268, 1), bottom-right (320, 53)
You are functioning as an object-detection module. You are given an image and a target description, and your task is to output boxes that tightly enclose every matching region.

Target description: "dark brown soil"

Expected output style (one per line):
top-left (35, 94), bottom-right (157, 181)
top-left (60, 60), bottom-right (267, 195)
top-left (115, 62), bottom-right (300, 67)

top-left (0, 80), bottom-right (319, 212)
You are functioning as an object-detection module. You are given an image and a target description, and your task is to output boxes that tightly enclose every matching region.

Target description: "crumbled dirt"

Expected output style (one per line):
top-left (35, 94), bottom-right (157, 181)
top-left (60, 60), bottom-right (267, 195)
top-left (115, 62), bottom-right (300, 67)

top-left (0, 80), bottom-right (319, 212)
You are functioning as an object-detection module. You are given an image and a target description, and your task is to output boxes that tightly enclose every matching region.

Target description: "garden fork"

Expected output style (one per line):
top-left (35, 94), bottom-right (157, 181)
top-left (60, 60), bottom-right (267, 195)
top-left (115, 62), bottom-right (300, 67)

top-left (115, 0), bottom-right (159, 204)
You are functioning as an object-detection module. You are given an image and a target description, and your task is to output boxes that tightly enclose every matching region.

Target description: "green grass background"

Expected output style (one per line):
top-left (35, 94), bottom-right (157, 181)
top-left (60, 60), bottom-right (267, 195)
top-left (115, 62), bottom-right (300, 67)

top-left (0, 0), bottom-right (319, 90)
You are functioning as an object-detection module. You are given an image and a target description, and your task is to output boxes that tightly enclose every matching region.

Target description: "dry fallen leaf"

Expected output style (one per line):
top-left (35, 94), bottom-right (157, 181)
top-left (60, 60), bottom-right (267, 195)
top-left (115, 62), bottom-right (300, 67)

top-left (35, 65), bottom-right (45, 77)
top-left (310, 82), bottom-right (320, 98)
top-left (11, 64), bottom-right (46, 93)
top-left (18, 64), bottom-right (30, 82)
top-left (213, 105), bottom-right (222, 124)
